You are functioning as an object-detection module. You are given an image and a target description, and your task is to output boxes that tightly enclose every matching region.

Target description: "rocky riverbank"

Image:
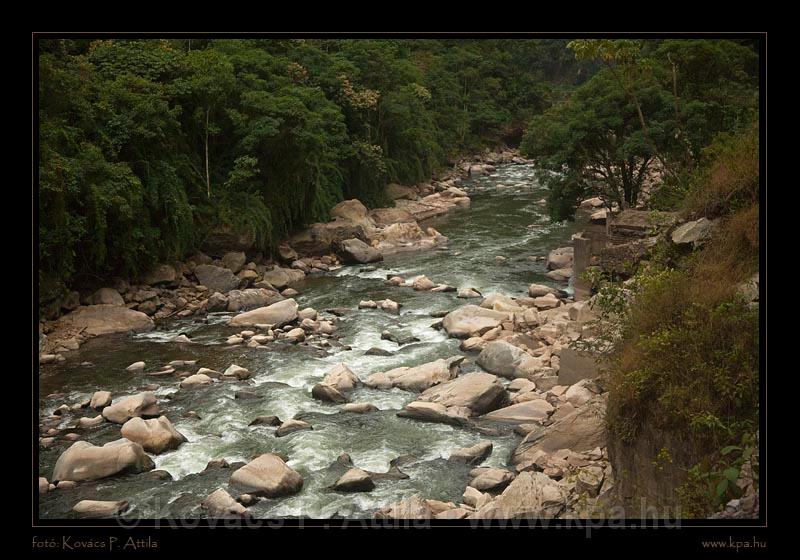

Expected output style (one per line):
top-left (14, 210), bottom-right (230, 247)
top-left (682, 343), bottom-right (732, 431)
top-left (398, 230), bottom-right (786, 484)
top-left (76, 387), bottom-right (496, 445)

top-left (39, 149), bottom-right (528, 365)
top-left (39, 154), bottom-right (757, 521)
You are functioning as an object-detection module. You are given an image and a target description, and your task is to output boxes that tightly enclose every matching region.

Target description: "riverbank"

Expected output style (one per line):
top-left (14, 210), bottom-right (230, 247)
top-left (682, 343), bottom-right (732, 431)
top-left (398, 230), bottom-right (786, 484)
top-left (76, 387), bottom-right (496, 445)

top-left (39, 158), bottom-right (727, 520)
top-left (38, 149), bottom-right (531, 365)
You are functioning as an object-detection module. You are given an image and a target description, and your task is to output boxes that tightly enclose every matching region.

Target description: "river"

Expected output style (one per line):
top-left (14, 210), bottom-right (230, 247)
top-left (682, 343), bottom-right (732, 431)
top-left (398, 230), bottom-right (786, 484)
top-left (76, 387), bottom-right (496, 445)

top-left (38, 162), bottom-right (580, 519)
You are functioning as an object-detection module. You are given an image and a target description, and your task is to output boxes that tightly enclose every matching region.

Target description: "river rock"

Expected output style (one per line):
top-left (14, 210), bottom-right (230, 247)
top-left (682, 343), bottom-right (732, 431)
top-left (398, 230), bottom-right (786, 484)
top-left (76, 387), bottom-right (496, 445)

top-left (470, 471), bottom-right (566, 519)
top-left (565, 380), bottom-right (595, 407)
top-left (397, 401), bottom-right (467, 425)
top-left (442, 305), bottom-right (509, 338)
top-left (52, 439), bottom-right (154, 482)
top-left (320, 363), bottom-right (360, 391)
top-left (86, 287), bottom-right (125, 306)
top-left (460, 337), bottom-right (487, 352)
top-left (221, 251), bottom-right (247, 273)
top-left (72, 500), bottom-right (129, 517)
top-left (412, 275), bottom-right (436, 291)
top-left (477, 341), bottom-right (547, 380)
top-left (342, 403), bottom-right (378, 413)
top-left (120, 416), bottom-right (186, 454)
top-left (373, 494), bottom-right (435, 519)
top-left (39, 477), bottom-right (49, 494)
top-left (547, 247), bottom-right (574, 270)
top-left (370, 207), bottom-right (416, 225)
top-left (229, 453), bottom-right (304, 497)
top-left (311, 383), bottom-right (348, 404)
top-left (89, 391), bottom-right (112, 410)
top-left (249, 415), bottom-right (282, 426)
top-left (469, 468), bottom-right (516, 492)
top-left (226, 288), bottom-right (283, 312)
top-left (546, 267), bottom-right (572, 282)
top-left (417, 371), bottom-right (506, 415)
top-left (364, 356), bottom-right (463, 392)
top-left (56, 305), bottom-right (153, 337)
top-left (333, 468), bottom-right (375, 492)
top-left (275, 419), bottom-right (312, 437)
top-left (101, 392), bottom-right (160, 424)
top-left (194, 264), bottom-right (240, 293)
top-left (575, 465), bottom-right (605, 497)
top-left (481, 399), bottom-right (554, 423)
top-left (261, 267), bottom-right (305, 290)
top-left (457, 287), bottom-right (482, 298)
top-left (448, 441), bottom-right (493, 465)
top-left (223, 364), bottom-right (252, 380)
top-left (202, 488), bottom-right (248, 517)
top-left (229, 298), bottom-right (298, 328)
top-left (180, 373), bottom-right (213, 388)
top-left (528, 284), bottom-right (556, 297)
top-left (512, 397), bottom-right (607, 471)
top-left (365, 347), bottom-right (394, 356)
top-left (142, 264), bottom-right (178, 286)
top-left (534, 293), bottom-right (560, 309)
top-left (75, 415), bottom-right (104, 428)
top-left (335, 238), bottom-right (383, 264)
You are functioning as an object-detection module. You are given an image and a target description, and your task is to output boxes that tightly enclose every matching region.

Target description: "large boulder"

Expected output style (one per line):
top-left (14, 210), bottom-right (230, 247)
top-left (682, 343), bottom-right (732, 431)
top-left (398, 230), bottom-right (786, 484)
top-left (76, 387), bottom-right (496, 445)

top-left (229, 454), bottom-right (303, 498)
top-left (385, 183), bottom-right (418, 201)
top-left (335, 238), bottom-right (383, 264)
top-left (320, 363), bottom-right (360, 391)
top-left (101, 392), bottom-right (161, 425)
top-left (86, 287), bottom-right (125, 306)
top-left (481, 399), bottom-right (554, 423)
top-left (557, 347), bottom-right (601, 385)
top-left (417, 372), bottom-right (506, 415)
top-left (373, 494), bottom-right (435, 519)
top-left (311, 384), bottom-right (348, 404)
top-left (330, 199), bottom-right (373, 228)
top-left (194, 265), bottom-right (240, 293)
top-left (72, 500), bottom-right (129, 517)
top-left (671, 217), bottom-right (716, 246)
top-left (226, 288), bottom-right (283, 312)
top-left (546, 247), bottom-right (574, 270)
top-left (397, 401), bottom-right (467, 426)
top-left (442, 305), bottom-right (509, 338)
top-left (471, 471), bottom-right (567, 519)
top-left (120, 416), bottom-right (187, 454)
top-left (56, 305), bottom-right (153, 337)
top-left (364, 357), bottom-right (463, 392)
top-left (180, 373), bottom-right (213, 388)
top-left (333, 468), bottom-right (375, 492)
top-left (89, 391), bottom-right (112, 410)
top-left (141, 264), bottom-right (178, 286)
top-left (369, 207), bottom-right (416, 226)
top-left (228, 298), bottom-right (298, 328)
top-left (201, 488), bottom-right (248, 518)
top-left (261, 267), bottom-right (305, 290)
top-left (289, 221), bottom-right (367, 256)
top-left (476, 341), bottom-right (546, 380)
top-left (469, 468), bottom-right (516, 492)
top-left (448, 441), bottom-right (493, 465)
top-left (512, 397), bottom-right (607, 471)
top-left (221, 251), bottom-right (247, 273)
top-left (52, 439), bottom-right (154, 482)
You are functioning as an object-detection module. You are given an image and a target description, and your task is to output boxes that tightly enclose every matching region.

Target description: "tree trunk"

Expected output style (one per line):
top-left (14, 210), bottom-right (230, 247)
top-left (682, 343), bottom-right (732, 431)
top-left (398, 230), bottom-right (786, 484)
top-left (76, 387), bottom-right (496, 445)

top-left (205, 106), bottom-right (211, 199)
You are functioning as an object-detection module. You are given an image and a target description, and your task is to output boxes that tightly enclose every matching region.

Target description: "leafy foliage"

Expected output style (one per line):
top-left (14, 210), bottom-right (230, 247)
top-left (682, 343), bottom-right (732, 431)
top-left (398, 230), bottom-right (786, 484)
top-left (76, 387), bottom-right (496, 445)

top-left (39, 38), bottom-right (580, 300)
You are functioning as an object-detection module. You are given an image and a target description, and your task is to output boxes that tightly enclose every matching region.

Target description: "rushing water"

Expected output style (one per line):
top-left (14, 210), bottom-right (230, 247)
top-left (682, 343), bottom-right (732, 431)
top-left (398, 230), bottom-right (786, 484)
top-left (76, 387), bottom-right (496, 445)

top-left (38, 163), bottom-right (580, 519)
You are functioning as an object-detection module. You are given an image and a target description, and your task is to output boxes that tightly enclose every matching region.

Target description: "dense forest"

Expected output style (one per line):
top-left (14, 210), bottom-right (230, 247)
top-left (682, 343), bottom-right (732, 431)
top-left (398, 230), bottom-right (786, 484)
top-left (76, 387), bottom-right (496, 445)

top-left (38, 38), bottom-right (759, 306)
top-left (38, 38), bottom-right (589, 302)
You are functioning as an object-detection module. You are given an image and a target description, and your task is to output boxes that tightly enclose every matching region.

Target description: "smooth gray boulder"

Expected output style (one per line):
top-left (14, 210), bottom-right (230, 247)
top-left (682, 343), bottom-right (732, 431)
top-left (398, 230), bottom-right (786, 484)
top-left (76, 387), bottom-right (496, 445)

top-left (228, 298), bottom-right (298, 328)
